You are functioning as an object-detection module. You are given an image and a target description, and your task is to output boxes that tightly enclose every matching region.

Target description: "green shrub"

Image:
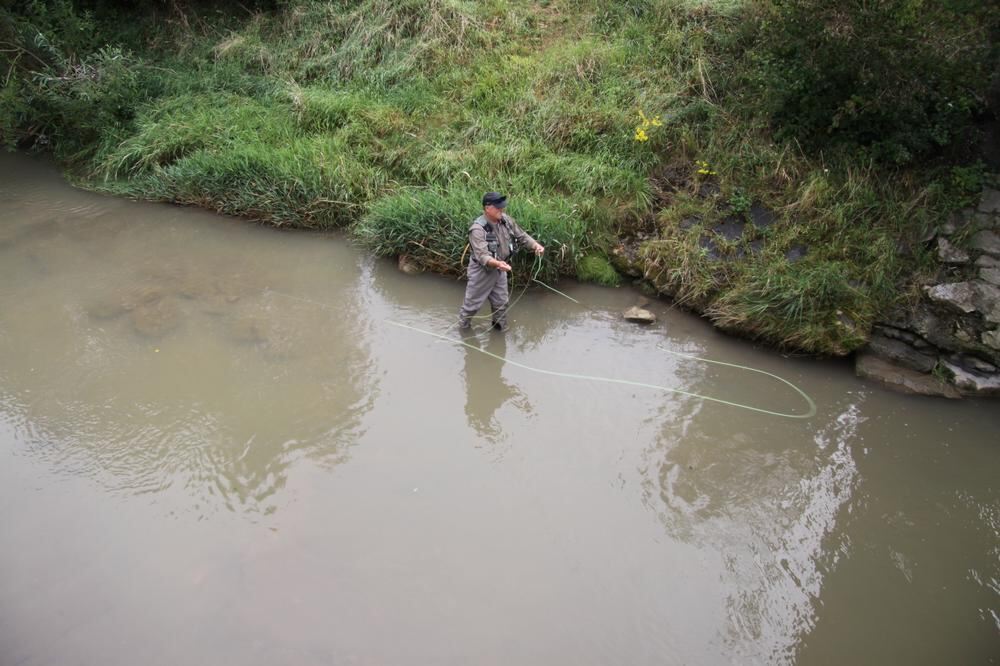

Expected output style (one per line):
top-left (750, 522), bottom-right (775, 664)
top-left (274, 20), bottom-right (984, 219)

top-left (750, 0), bottom-right (997, 164)
top-left (0, 1), bottom-right (166, 160)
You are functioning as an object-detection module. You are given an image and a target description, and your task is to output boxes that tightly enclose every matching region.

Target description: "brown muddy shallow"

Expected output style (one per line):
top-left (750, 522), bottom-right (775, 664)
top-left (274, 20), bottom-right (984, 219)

top-left (1, 153), bottom-right (998, 665)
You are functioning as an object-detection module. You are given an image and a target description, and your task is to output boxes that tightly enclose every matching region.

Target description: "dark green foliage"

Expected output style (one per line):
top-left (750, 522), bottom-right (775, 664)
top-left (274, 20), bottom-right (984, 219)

top-left (751, 0), bottom-right (998, 164)
top-left (0, 1), bottom-right (161, 159)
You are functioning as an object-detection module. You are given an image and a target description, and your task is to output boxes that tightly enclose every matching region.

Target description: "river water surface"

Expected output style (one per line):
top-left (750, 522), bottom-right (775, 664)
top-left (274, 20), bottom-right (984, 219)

top-left (1, 153), bottom-right (998, 665)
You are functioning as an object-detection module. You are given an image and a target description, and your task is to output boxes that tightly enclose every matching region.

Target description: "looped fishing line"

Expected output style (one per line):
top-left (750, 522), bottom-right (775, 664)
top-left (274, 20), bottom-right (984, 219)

top-left (410, 252), bottom-right (815, 419)
top-left (265, 252), bottom-right (816, 419)
top-left (386, 320), bottom-right (815, 419)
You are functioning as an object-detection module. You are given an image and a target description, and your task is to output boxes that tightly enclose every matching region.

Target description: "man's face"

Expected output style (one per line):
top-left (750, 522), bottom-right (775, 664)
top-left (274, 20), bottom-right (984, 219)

top-left (484, 204), bottom-right (504, 222)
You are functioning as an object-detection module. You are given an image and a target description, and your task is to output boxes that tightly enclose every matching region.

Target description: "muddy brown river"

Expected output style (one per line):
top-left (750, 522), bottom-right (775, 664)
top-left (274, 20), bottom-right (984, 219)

top-left (1, 152), bottom-right (998, 665)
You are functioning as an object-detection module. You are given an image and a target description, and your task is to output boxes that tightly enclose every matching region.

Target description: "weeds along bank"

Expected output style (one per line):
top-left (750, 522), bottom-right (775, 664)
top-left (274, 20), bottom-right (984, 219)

top-left (2, 0), bottom-right (997, 358)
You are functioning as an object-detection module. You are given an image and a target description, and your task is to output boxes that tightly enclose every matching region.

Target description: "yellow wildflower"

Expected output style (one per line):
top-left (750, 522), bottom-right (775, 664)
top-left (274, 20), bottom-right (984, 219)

top-left (695, 159), bottom-right (717, 176)
top-left (634, 109), bottom-right (663, 143)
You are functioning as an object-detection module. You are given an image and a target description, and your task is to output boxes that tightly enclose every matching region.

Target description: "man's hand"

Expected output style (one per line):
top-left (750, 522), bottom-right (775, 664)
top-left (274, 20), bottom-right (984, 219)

top-left (534, 244), bottom-right (545, 256)
top-left (493, 260), bottom-right (512, 272)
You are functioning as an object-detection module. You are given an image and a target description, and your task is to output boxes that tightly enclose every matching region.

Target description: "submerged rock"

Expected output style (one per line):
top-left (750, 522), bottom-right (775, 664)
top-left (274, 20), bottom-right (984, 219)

top-left (86, 299), bottom-right (128, 320)
top-left (131, 298), bottom-right (180, 337)
top-left (623, 306), bottom-right (656, 324)
top-left (398, 254), bottom-right (422, 275)
top-left (230, 316), bottom-right (269, 344)
top-left (228, 313), bottom-right (297, 359)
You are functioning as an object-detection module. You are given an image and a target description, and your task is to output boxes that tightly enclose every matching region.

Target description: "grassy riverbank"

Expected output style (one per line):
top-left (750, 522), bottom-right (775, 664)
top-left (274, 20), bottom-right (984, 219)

top-left (2, 0), bottom-right (996, 354)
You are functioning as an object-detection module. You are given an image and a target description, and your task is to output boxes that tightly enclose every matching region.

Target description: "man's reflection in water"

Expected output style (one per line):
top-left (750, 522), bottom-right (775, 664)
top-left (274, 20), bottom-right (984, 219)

top-left (462, 332), bottom-right (532, 446)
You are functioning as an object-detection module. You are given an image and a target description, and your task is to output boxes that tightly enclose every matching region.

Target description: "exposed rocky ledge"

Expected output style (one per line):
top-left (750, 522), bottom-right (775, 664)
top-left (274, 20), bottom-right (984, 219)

top-left (856, 180), bottom-right (1000, 398)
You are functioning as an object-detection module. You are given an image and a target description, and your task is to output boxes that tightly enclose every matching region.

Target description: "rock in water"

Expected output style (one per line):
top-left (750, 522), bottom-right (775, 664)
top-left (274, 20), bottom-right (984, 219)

top-left (132, 298), bottom-right (180, 338)
top-left (855, 354), bottom-right (961, 399)
top-left (623, 306), bottom-right (656, 324)
top-left (942, 360), bottom-right (1000, 396)
top-left (398, 254), bottom-right (422, 275)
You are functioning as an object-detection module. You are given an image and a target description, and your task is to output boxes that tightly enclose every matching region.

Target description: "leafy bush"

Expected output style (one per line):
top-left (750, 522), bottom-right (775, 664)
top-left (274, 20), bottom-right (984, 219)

top-left (751, 0), bottom-right (998, 164)
top-left (0, 3), bottom-right (159, 160)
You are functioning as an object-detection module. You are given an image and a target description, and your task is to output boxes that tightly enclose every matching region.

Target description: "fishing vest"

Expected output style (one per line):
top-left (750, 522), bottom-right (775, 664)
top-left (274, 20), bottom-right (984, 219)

top-left (478, 216), bottom-right (518, 261)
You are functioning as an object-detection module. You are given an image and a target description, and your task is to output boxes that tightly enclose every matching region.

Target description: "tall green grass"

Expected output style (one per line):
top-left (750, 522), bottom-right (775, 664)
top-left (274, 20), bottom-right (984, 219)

top-left (2, 0), bottom-right (989, 355)
top-left (355, 187), bottom-right (589, 282)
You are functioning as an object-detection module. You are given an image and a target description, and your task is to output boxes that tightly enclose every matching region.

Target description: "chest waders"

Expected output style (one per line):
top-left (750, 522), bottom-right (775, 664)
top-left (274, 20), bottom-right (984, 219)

top-left (458, 218), bottom-right (516, 331)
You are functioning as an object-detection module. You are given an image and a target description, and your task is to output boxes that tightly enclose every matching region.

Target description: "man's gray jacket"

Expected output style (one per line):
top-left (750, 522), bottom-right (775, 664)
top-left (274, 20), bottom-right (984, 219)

top-left (468, 214), bottom-right (541, 266)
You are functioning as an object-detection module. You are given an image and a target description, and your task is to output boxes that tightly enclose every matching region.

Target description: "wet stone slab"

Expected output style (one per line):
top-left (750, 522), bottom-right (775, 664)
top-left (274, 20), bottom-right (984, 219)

top-left (855, 353), bottom-right (960, 398)
top-left (749, 203), bottom-right (776, 230)
top-left (712, 216), bottom-right (746, 242)
top-left (971, 230), bottom-right (1000, 256)
top-left (785, 244), bottom-right (809, 262)
top-left (937, 237), bottom-right (970, 264)
top-left (977, 188), bottom-right (1000, 214)
top-left (866, 333), bottom-right (938, 373)
top-left (698, 235), bottom-right (722, 260)
top-left (924, 282), bottom-right (977, 314)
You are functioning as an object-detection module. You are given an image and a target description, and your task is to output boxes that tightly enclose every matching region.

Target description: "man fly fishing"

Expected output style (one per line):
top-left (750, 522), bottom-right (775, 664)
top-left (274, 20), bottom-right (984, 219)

top-left (458, 192), bottom-right (544, 332)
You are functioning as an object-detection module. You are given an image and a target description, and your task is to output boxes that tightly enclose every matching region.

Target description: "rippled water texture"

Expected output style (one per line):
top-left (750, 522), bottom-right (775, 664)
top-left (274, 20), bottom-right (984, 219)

top-left (1, 153), bottom-right (998, 665)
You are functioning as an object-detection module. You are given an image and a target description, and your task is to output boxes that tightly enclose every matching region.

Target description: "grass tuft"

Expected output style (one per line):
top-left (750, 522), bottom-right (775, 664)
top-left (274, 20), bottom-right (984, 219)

top-left (576, 255), bottom-right (623, 287)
